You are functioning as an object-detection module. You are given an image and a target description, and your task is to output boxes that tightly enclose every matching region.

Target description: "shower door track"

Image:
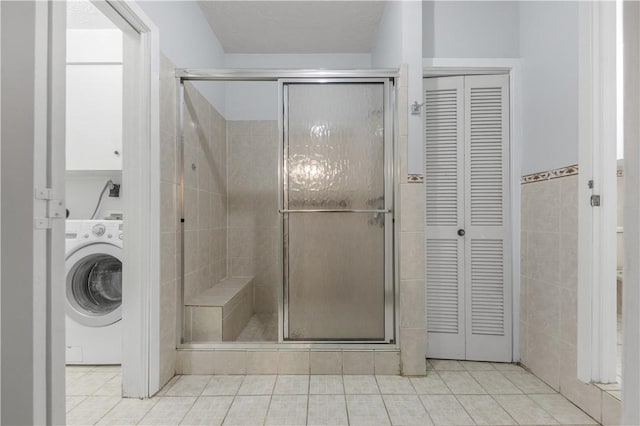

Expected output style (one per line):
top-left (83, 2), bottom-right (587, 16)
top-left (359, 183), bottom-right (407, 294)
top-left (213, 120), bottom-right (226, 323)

top-left (175, 69), bottom-right (398, 350)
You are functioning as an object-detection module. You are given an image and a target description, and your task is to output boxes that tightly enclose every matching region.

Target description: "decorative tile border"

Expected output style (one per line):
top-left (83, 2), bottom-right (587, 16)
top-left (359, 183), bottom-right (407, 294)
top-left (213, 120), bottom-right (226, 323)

top-left (521, 164), bottom-right (578, 184)
top-left (407, 174), bottom-right (424, 183)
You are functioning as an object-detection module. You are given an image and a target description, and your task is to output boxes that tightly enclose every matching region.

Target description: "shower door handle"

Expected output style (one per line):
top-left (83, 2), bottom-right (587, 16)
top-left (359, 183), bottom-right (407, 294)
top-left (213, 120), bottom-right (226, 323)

top-left (278, 209), bottom-right (391, 214)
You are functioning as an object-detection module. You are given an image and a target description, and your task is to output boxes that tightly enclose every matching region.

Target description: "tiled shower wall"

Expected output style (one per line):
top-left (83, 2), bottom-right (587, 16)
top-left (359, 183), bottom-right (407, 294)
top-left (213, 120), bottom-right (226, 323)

top-left (520, 170), bottom-right (621, 425)
top-left (158, 55), bottom-right (229, 386)
top-left (227, 121), bottom-right (279, 314)
top-left (159, 54), bottom-right (180, 386)
top-left (182, 83), bottom-right (228, 303)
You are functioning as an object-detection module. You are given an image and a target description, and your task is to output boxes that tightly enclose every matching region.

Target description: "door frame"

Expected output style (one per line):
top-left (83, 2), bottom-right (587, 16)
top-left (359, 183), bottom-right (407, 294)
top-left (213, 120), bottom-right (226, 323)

top-left (576, 0), bottom-right (618, 384)
top-left (173, 69), bottom-right (399, 349)
top-left (51, 0), bottom-right (161, 398)
top-left (422, 58), bottom-right (522, 361)
top-left (279, 78), bottom-right (395, 343)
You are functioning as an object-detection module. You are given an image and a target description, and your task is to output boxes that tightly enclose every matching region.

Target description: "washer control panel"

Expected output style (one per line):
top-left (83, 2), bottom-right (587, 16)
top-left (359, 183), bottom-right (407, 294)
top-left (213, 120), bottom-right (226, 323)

top-left (92, 224), bottom-right (106, 237)
top-left (65, 220), bottom-right (123, 243)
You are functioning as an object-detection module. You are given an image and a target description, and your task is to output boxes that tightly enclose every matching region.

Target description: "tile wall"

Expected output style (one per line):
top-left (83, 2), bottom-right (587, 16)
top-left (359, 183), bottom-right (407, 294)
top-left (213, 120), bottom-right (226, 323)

top-left (520, 167), bottom-right (621, 425)
top-left (182, 82), bottom-right (228, 303)
top-left (397, 64), bottom-right (428, 376)
top-left (227, 121), bottom-right (279, 314)
top-left (159, 54), bottom-right (180, 386)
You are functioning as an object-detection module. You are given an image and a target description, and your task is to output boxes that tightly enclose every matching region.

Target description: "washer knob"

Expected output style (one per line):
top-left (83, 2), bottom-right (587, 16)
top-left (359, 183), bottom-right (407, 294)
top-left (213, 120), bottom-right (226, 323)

top-left (92, 224), bottom-right (106, 237)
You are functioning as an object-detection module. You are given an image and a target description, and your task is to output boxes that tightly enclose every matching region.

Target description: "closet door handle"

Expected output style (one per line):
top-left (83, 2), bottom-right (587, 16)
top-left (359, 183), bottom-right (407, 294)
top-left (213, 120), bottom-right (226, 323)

top-left (457, 229), bottom-right (466, 237)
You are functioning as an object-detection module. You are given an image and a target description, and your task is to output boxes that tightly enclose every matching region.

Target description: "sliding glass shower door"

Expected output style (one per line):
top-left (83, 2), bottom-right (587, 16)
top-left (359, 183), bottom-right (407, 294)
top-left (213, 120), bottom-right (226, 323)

top-left (282, 81), bottom-right (393, 341)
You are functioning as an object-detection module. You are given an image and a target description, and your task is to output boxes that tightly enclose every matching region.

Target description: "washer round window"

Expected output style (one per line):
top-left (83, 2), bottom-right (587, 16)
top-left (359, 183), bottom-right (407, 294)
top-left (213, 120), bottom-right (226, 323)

top-left (71, 253), bottom-right (122, 315)
top-left (65, 242), bottom-right (123, 327)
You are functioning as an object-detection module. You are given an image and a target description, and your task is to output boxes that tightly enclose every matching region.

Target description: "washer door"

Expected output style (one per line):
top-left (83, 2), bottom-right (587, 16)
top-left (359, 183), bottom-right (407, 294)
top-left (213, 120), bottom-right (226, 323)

top-left (66, 243), bottom-right (122, 327)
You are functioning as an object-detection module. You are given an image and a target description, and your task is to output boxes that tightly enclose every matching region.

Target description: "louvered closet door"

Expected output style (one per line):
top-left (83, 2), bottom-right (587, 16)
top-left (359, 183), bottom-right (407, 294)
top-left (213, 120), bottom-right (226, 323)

top-left (424, 74), bottom-right (511, 362)
top-left (463, 74), bottom-right (511, 362)
top-left (424, 76), bottom-right (466, 359)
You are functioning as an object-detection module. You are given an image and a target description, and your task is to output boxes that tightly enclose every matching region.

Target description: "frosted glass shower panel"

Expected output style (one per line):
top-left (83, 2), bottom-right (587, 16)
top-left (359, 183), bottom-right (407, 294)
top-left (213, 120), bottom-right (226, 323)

top-left (285, 82), bottom-right (387, 341)
top-left (286, 84), bottom-right (385, 210)
top-left (287, 212), bottom-right (385, 339)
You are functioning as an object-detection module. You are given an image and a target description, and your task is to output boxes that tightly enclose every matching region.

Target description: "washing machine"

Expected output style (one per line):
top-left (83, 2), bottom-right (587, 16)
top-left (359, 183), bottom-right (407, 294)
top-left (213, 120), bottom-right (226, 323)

top-left (65, 220), bottom-right (123, 365)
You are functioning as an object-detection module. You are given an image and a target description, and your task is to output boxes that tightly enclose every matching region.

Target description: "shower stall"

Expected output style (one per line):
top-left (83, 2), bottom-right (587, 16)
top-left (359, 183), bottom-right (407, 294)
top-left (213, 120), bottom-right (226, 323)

top-left (176, 71), bottom-right (396, 347)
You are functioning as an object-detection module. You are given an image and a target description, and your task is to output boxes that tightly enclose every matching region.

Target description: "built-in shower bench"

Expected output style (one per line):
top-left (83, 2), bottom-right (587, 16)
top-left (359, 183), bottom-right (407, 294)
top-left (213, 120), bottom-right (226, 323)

top-left (184, 276), bottom-right (254, 342)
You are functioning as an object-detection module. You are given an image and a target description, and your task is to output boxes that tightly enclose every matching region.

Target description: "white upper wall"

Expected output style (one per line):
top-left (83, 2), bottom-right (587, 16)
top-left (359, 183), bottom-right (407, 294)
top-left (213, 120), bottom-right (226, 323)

top-left (223, 53), bottom-right (372, 121)
top-left (371, 1), bottom-right (403, 68)
top-left (519, 1), bottom-right (579, 175)
top-left (372, 1), bottom-right (423, 174)
top-left (136, 1), bottom-right (226, 114)
top-left (421, 1), bottom-right (579, 175)
top-left (422, 1), bottom-right (520, 58)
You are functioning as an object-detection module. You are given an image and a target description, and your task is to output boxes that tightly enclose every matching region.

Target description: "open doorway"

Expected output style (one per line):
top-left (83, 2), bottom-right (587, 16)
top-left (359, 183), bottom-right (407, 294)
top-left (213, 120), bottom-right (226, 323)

top-left (64, 0), bottom-right (125, 401)
top-left (60, 0), bottom-right (161, 408)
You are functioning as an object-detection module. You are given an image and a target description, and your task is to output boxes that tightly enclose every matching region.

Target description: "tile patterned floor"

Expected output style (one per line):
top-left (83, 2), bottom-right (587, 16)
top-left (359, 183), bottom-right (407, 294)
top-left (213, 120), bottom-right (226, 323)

top-left (595, 312), bottom-right (622, 401)
top-left (66, 360), bottom-right (599, 425)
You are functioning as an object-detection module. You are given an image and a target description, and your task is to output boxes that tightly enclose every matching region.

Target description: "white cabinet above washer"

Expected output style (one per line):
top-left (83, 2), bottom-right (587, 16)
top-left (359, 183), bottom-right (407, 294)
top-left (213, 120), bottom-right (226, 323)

top-left (66, 29), bottom-right (123, 171)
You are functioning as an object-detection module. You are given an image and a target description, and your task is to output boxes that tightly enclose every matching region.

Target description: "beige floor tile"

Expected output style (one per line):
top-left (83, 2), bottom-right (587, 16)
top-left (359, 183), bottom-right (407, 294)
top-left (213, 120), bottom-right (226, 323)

top-left (456, 395), bottom-right (517, 425)
top-left (376, 375), bottom-right (415, 394)
top-left (429, 359), bottom-right (466, 371)
top-left (529, 394), bottom-right (598, 425)
top-left (309, 375), bottom-right (344, 394)
top-left (93, 375), bottom-right (122, 397)
top-left (491, 363), bottom-right (526, 372)
top-left (502, 371), bottom-right (556, 394)
top-left (66, 396), bottom-right (122, 426)
top-left (307, 395), bottom-right (348, 426)
top-left (265, 395), bottom-right (308, 426)
top-left (346, 394), bottom-right (391, 425)
top-left (201, 375), bottom-right (243, 396)
top-left (67, 372), bottom-right (119, 396)
top-left (165, 375), bottom-right (213, 397)
top-left (66, 366), bottom-right (96, 375)
top-left (493, 394), bottom-right (559, 425)
top-left (461, 361), bottom-right (496, 371)
top-left (179, 396), bottom-right (233, 426)
top-left (63, 366), bottom-right (598, 426)
top-left (66, 396), bottom-right (86, 413)
top-left (237, 375), bottom-right (276, 395)
top-left (222, 395), bottom-right (270, 426)
top-left (410, 372), bottom-right (451, 395)
top-left (156, 376), bottom-right (180, 396)
top-left (419, 394), bottom-right (474, 426)
top-left (438, 371), bottom-right (486, 395)
top-left (273, 375), bottom-right (309, 395)
top-left (383, 394), bottom-right (433, 426)
top-left (96, 398), bottom-right (157, 426)
top-left (470, 371), bottom-right (523, 394)
top-left (138, 397), bottom-right (197, 425)
top-left (343, 375), bottom-right (380, 394)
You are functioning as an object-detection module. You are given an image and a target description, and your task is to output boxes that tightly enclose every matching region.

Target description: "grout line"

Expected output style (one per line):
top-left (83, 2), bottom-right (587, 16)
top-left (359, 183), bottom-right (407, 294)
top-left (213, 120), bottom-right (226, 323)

top-left (343, 392), bottom-right (350, 426)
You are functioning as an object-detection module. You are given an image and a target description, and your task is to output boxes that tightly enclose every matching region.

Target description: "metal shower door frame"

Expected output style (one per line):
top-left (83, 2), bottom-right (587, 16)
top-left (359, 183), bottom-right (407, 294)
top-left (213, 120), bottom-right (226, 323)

top-left (278, 78), bottom-right (396, 344)
top-left (173, 69), bottom-right (397, 349)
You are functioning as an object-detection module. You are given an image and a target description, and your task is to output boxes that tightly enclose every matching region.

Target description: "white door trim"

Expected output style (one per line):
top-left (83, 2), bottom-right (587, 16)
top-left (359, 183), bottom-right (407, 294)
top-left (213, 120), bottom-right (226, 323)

top-left (576, 0), bottom-right (618, 384)
top-left (92, 0), bottom-right (160, 397)
top-left (423, 58), bottom-right (522, 361)
top-left (51, 0), bottom-right (161, 398)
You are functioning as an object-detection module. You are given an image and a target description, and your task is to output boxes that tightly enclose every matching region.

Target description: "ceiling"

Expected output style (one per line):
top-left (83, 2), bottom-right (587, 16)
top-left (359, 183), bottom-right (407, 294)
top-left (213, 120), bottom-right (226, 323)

top-left (198, 1), bottom-right (386, 54)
